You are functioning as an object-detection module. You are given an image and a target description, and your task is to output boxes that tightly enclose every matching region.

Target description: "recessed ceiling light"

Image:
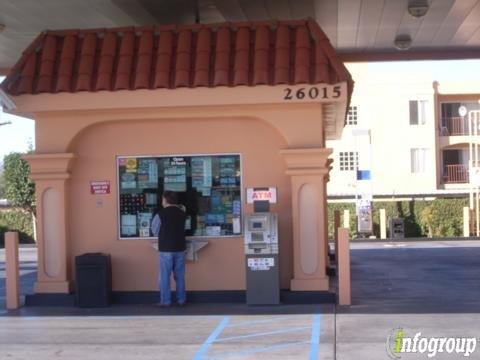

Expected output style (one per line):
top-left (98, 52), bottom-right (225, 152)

top-left (408, 0), bottom-right (429, 18)
top-left (394, 34), bottom-right (412, 50)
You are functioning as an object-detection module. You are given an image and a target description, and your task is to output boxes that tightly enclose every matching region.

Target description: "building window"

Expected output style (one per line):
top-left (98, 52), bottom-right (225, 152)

top-left (409, 100), bottom-right (427, 125)
top-left (339, 151), bottom-right (358, 171)
top-left (347, 106), bottom-right (358, 125)
top-left (117, 154), bottom-right (242, 239)
top-left (410, 148), bottom-right (429, 173)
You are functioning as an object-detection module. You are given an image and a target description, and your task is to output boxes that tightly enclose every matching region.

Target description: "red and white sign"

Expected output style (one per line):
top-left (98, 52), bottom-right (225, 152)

top-left (90, 181), bottom-right (110, 195)
top-left (246, 187), bottom-right (277, 204)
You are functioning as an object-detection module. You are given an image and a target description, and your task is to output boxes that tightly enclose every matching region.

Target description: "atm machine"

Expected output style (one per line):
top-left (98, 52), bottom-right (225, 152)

top-left (244, 188), bottom-right (280, 305)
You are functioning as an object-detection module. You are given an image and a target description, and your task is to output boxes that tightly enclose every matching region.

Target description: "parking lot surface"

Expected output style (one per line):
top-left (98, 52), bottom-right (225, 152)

top-left (2, 241), bottom-right (480, 359)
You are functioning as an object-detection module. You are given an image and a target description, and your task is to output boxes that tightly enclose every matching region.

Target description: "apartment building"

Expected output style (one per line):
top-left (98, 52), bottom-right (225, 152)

top-left (327, 63), bottom-right (480, 200)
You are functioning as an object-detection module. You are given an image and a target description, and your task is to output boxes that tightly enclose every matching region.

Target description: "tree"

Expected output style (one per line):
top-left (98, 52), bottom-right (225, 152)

top-left (0, 171), bottom-right (5, 198)
top-left (3, 152), bottom-right (36, 240)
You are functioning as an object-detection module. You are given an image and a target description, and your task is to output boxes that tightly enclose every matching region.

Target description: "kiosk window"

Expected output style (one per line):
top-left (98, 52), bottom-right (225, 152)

top-left (117, 154), bottom-right (242, 238)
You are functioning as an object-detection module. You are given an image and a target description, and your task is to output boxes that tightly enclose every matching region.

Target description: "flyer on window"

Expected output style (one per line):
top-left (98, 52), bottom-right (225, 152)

top-left (138, 159), bottom-right (158, 188)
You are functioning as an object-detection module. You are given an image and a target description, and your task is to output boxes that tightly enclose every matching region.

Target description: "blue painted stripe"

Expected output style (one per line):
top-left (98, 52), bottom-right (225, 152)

top-left (193, 316), bottom-right (230, 360)
top-left (310, 314), bottom-right (322, 360)
top-left (228, 316), bottom-right (286, 328)
top-left (216, 326), bottom-right (310, 342)
top-left (210, 340), bottom-right (309, 359)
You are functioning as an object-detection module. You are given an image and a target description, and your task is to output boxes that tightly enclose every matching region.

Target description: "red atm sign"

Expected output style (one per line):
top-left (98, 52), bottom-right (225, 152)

top-left (246, 188), bottom-right (277, 204)
top-left (90, 181), bottom-right (110, 195)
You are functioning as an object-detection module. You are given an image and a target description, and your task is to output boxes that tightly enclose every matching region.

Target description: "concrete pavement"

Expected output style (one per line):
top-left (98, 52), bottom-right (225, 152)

top-left (2, 241), bottom-right (480, 359)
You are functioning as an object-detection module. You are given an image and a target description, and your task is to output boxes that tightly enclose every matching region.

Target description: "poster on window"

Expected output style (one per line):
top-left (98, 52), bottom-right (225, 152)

top-left (138, 159), bottom-right (158, 189)
top-left (191, 157), bottom-right (212, 188)
top-left (163, 157), bottom-right (187, 192)
top-left (138, 212), bottom-right (152, 237)
top-left (125, 158), bottom-right (138, 173)
top-left (219, 157), bottom-right (236, 186)
top-left (121, 172), bottom-right (137, 189)
top-left (121, 214), bottom-right (137, 236)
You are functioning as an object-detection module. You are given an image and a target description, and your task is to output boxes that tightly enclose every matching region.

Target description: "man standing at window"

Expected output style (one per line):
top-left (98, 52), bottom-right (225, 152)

top-left (157, 191), bottom-right (187, 307)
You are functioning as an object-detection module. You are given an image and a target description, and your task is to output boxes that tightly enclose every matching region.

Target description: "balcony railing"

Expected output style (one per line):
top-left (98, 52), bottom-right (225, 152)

top-left (443, 164), bottom-right (468, 183)
top-left (440, 117), bottom-right (469, 136)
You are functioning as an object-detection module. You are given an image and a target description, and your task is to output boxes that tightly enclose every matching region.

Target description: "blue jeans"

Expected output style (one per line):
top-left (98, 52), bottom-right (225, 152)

top-left (159, 251), bottom-right (186, 305)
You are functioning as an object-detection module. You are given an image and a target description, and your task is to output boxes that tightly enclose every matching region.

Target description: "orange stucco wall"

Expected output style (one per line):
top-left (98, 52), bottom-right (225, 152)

top-left (67, 116), bottom-right (293, 291)
top-left (19, 83), bottom-right (348, 294)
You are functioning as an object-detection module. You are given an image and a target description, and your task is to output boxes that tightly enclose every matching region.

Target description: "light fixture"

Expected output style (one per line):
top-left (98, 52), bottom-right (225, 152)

top-left (408, 0), bottom-right (429, 18)
top-left (394, 34), bottom-right (412, 50)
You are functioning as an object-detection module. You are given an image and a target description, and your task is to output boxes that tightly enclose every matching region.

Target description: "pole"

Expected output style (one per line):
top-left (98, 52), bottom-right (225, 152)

top-left (475, 113), bottom-right (480, 236)
top-left (469, 113), bottom-right (473, 210)
top-left (5, 232), bottom-right (20, 310)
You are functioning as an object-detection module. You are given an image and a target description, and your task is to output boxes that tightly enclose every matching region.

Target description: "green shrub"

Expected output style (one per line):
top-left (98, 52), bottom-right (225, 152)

top-left (328, 197), bottom-right (468, 239)
top-left (0, 210), bottom-right (34, 246)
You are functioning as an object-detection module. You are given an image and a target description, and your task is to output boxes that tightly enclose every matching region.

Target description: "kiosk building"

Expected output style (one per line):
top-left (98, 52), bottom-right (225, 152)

top-left (0, 19), bottom-right (353, 299)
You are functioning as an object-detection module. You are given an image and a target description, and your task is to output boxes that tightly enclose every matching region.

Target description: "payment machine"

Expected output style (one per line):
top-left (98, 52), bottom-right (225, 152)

top-left (244, 188), bottom-right (280, 305)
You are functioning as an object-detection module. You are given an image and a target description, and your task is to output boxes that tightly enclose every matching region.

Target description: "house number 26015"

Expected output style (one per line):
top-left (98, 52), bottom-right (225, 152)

top-left (283, 86), bottom-right (341, 100)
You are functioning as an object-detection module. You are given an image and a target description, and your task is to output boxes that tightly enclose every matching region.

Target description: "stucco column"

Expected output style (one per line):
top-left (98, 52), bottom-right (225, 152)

top-left (23, 153), bottom-right (75, 293)
top-left (280, 148), bottom-right (332, 291)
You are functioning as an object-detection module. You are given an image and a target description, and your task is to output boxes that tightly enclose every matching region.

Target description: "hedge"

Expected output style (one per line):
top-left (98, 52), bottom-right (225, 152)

top-left (0, 210), bottom-right (35, 247)
top-left (327, 198), bottom-right (469, 239)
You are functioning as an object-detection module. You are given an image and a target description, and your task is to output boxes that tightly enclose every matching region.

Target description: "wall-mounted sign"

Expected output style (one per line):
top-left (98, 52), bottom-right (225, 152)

top-left (90, 180), bottom-right (110, 195)
top-left (246, 187), bottom-right (277, 204)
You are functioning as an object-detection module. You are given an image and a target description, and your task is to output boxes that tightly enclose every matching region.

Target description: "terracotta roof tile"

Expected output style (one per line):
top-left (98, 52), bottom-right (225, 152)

top-left (36, 35), bottom-right (57, 93)
top-left (56, 35), bottom-right (77, 92)
top-left (154, 30), bottom-right (173, 89)
top-left (134, 31), bottom-right (153, 89)
top-left (95, 32), bottom-right (117, 91)
top-left (193, 28), bottom-right (211, 87)
top-left (274, 25), bottom-right (290, 84)
top-left (174, 29), bottom-right (192, 88)
top-left (252, 26), bottom-right (269, 85)
top-left (114, 31), bottom-right (135, 90)
top-left (233, 27), bottom-right (249, 86)
top-left (17, 53), bottom-right (36, 95)
top-left (75, 33), bottom-right (97, 92)
top-left (213, 27), bottom-right (230, 86)
top-left (1, 19), bottom-right (353, 97)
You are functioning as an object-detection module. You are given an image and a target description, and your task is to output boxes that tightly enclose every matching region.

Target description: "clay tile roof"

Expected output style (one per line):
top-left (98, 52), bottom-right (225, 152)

top-left (1, 18), bottom-right (353, 98)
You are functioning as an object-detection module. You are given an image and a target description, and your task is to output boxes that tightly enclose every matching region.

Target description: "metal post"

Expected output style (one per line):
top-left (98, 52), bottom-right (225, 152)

top-left (333, 210), bottom-right (340, 266)
top-left (475, 113), bottom-right (480, 236)
top-left (469, 112), bottom-right (473, 210)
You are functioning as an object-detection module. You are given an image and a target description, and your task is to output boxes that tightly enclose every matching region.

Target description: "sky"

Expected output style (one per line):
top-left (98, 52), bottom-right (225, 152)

top-left (0, 76), bottom-right (34, 163)
top-left (1, 59), bottom-right (480, 163)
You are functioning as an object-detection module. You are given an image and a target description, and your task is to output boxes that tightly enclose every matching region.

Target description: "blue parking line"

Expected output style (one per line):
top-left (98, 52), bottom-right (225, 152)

top-left (216, 326), bottom-right (311, 342)
top-left (193, 316), bottom-right (230, 360)
top-left (210, 340), bottom-right (310, 359)
top-left (309, 314), bottom-right (322, 360)
top-left (227, 316), bottom-right (286, 328)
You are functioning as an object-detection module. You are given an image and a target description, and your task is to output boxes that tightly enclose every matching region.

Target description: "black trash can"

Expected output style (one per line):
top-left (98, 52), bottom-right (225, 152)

top-left (75, 253), bottom-right (112, 307)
